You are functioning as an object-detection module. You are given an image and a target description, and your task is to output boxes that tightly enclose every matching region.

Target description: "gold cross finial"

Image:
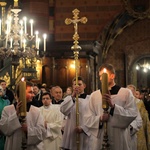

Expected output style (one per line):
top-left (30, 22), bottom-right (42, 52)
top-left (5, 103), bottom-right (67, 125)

top-left (65, 9), bottom-right (87, 51)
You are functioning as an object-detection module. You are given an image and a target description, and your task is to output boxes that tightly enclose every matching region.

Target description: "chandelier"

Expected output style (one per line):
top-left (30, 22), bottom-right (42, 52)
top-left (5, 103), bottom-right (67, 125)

top-left (0, 0), bottom-right (47, 58)
top-left (136, 61), bottom-right (150, 73)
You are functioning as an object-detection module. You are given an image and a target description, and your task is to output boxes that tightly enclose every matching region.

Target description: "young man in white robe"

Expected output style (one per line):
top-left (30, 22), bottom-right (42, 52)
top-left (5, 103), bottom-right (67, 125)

top-left (60, 76), bottom-right (90, 150)
top-left (84, 63), bottom-right (138, 150)
top-left (0, 81), bottom-right (46, 150)
top-left (39, 92), bottom-right (63, 150)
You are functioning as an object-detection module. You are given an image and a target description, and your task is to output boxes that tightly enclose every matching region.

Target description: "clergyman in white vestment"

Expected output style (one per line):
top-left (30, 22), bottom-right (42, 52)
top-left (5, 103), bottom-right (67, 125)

top-left (39, 92), bottom-right (63, 150)
top-left (60, 76), bottom-right (90, 150)
top-left (0, 81), bottom-right (46, 150)
top-left (84, 64), bottom-right (138, 150)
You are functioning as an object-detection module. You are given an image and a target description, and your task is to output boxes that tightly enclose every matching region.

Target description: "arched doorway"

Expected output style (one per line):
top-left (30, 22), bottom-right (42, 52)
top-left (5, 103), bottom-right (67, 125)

top-left (131, 56), bottom-right (150, 90)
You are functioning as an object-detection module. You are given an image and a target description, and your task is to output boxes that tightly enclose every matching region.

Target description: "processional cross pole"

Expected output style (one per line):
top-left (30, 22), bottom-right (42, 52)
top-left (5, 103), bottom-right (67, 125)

top-left (65, 9), bottom-right (87, 150)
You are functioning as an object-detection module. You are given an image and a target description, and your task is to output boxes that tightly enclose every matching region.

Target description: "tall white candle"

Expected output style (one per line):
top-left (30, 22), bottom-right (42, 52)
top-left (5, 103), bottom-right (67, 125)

top-left (20, 20), bottom-right (23, 29)
top-left (23, 39), bottom-right (26, 52)
top-left (23, 17), bottom-right (27, 34)
top-left (30, 19), bottom-right (33, 36)
top-left (37, 50), bottom-right (39, 55)
top-left (20, 29), bottom-right (23, 48)
top-left (5, 30), bottom-right (8, 48)
top-left (43, 34), bottom-right (47, 52)
top-left (37, 38), bottom-right (40, 49)
top-left (10, 38), bottom-right (13, 48)
top-left (35, 31), bottom-right (39, 49)
top-left (0, 19), bottom-right (1, 35)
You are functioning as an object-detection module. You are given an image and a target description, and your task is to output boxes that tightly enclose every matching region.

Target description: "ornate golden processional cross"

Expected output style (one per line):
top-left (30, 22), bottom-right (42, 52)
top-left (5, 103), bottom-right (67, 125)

top-left (65, 9), bottom-right (87, 150)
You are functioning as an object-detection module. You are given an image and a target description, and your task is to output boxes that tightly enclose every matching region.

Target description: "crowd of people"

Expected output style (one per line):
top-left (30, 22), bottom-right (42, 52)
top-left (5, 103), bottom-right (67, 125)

top-left (0, 63), bottom-right (150, 150)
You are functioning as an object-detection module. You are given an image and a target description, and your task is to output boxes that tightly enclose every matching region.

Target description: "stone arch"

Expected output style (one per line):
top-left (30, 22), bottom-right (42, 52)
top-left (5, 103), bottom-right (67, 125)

top-left (128, 54), bottom-right (150, 89)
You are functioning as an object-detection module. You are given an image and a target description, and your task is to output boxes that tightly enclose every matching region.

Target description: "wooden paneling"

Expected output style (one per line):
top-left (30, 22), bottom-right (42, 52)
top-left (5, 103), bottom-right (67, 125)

top-left (41, 58), bottom-right (92, 93)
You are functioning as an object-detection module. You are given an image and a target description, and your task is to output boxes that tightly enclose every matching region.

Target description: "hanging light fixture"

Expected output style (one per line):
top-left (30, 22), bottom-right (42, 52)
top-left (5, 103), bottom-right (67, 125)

top-left (136, 60), bottom-right (150, 73)
top-left (0, 0), bottom-right (47, 58)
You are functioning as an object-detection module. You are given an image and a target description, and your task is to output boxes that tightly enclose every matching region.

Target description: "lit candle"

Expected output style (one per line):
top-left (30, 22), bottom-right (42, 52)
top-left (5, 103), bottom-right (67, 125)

top-left (23, 39), bottom-right (26, 51)
top-left (43, 34), bottom-right (47, 52)
top-left (35, 31), bottom-right (39, 49)
top-left (23, 17), bottom-right (27, 34)
top-left (37, 50), bottom-right (39, 55)
top-left (102, 68), bottom-right (109, 109)
top-left (30, 19), bottom-right (33, 36)
top-left (20, 29), bottom-right (23, 48)
top-left (5, 30), bottom-right (8, 48)
top-left (37, 38), bottom-right (40, 49)
top-left (10, 38), bottom-right (13, 48)
top-left (19, 77), bottom-right (26, 117)
top-left (0, 19), bottom-right (1, 35)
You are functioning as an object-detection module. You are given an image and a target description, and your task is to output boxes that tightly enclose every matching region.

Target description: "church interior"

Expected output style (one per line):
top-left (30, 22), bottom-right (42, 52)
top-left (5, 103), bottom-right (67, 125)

top-left (0, 0), bottom-right (150, 94)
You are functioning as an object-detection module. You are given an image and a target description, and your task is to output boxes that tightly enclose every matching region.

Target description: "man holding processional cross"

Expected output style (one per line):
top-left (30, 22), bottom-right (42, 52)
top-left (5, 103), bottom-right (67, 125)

top-left (60, 76), bottom-right (90, 150)
top-left (60, 9), bottom-right (90, 150)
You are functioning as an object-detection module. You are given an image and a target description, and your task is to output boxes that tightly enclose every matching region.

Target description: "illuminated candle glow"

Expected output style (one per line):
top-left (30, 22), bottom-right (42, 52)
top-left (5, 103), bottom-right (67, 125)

top-left (0, 19), bottom-right (1, 35)
top-left (30, 19), bottom-right (33, 36)
top-left (37, 38), bottom-right (40, 50)
top-left (102, 68), bottom-right (109, 109)
top-left (20, 29), bottom-right (23, 48)
top-left (23, 39), bottom-right (26, 51)
top-left (35, 31), bottom-right (39, 49)
top-left (19, 77), bottom-right (26, 117)
top-left (10, 38), bottom-right (13, 48)
top-left (23, 17), bottom-right (27, 34)
top-left (43, 34), bottom-right (47, 51)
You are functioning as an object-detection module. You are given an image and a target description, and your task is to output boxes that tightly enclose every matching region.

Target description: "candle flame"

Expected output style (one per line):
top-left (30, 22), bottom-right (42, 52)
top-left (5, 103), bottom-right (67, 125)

top-left (103, 68), bottom-right (107, 73)
top-left (21, 77), bottom-right (25, 82)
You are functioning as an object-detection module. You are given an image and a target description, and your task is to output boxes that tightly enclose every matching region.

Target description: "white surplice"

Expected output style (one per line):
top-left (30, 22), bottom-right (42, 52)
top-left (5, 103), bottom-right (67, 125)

top-left (0, 104), bottom-right (46, 150)
top-left (84, 88), bottom-right (138, 150)
top-left (60, 95), bottom-right (90, 150)
top-left (130, 98), bottom-right (142, 150)
top-left (39, 104), bottom-right (63, 150)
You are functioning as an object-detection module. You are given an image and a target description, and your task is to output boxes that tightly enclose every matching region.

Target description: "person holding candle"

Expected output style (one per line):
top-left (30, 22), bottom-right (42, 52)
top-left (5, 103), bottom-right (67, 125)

top-left (0, 81), bottom-right (46, 150)
top-left (84, 63), bottom-right (138, 150)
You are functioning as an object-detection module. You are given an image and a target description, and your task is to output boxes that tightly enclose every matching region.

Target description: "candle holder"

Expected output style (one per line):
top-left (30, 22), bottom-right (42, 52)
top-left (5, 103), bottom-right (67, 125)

top-left (0, 0), bottom-right (47, 59)
top-left (101, 108), bottom-right (110, 150)
top-left (19, 116), bottom-right (27, 150)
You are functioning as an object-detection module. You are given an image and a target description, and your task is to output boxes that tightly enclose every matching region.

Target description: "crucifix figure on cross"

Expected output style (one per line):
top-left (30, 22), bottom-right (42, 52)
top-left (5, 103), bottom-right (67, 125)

top-left (65, 9), bottom-right (87, 51)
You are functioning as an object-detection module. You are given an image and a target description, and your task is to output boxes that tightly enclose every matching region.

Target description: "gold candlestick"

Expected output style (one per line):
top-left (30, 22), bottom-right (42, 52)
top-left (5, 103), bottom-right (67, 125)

top-left (19, 78), bottom-right (26, 117)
